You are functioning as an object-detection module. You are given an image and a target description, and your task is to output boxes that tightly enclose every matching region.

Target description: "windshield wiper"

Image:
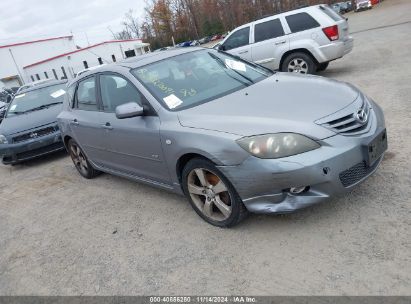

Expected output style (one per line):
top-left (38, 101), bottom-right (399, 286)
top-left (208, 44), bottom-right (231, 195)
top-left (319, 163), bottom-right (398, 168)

top-left (208, 52), bottom-right (254, 86)
top-left (22, 102), bottom-right (63, 114)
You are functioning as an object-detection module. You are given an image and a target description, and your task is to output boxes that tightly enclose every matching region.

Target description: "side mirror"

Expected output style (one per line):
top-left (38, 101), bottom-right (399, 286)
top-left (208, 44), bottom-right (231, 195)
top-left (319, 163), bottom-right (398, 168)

top-left (218, 44), bottom-right (226, 51)
top-left (115, 102), bottom-right (144, 119)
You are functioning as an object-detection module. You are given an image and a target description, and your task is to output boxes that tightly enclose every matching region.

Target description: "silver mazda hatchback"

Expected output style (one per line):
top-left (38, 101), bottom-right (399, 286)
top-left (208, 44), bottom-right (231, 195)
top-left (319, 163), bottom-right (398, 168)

top-left (58, 48), bottom-right (387, 227)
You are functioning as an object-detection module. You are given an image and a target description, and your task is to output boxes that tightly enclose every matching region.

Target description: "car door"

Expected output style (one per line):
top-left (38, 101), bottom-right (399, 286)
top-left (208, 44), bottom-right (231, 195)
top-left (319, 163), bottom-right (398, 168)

top-left (222, 26), bottom-right (252, 61)
top-left (250, 18), bottom-right (289, 70)
top-left (70, 76), bottom-right (108, 166)
top-left (97, 73), bottom-right (171, 184)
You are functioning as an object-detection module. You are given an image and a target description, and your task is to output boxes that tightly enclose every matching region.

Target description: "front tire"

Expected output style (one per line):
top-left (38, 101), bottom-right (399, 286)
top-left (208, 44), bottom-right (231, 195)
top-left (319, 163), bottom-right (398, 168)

top-left (182, 158), bottom-right (248, 227)
top-left (68, 139), bottom-right (99, 179)
top-left (281, 52), bottom-right (317, 74)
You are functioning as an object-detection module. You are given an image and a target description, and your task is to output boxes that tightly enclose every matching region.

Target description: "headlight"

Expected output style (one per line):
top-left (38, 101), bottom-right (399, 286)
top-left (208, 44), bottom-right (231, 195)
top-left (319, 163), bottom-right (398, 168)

top-left (0, 134), bottom-right (8, 144)
top-left (236, 133), bottom-right (320, 159)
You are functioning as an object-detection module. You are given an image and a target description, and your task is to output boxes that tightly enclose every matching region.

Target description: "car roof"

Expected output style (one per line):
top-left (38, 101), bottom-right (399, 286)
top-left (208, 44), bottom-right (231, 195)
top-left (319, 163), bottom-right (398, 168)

top-left (16, 80), bottom-right (67, 95)
top-left (68, 47), bottom-right (206, 85)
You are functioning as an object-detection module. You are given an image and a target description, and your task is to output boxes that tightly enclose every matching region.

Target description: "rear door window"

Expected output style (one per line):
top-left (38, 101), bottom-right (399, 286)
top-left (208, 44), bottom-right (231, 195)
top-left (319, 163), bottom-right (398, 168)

top-left (76, 76), bottom-right (98, 111)
top-left (285, 12), bottom-right (320, 33)
top-left (254, 19), bottom-right (285, 43)
top-left (223, 27), bottom-right (250, 50)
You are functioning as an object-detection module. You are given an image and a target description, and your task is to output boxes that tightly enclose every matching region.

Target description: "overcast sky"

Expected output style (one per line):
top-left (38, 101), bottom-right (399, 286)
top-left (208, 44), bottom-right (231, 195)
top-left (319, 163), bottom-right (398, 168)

top-left (0, 0), bottom-right (145, 47)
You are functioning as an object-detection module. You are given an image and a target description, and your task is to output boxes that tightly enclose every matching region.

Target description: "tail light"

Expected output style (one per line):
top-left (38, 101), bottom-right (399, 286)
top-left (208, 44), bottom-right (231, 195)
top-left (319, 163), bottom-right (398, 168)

top-left (322, 25), bottom-right (339, 41)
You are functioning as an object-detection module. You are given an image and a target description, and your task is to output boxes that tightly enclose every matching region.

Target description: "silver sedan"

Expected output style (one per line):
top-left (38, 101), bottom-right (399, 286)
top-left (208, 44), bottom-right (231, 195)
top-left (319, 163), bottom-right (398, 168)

top-left (57, 48), bottom-right (387, 227)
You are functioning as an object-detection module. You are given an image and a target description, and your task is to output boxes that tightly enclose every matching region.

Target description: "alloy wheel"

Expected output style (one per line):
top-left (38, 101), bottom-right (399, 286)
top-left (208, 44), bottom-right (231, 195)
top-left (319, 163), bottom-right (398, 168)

top-left (69, 143), bottom-right (89, 175)
top-left (187, 168), bottom-right (232, 221)
top-left (288, 58), bottom-right (309, 74)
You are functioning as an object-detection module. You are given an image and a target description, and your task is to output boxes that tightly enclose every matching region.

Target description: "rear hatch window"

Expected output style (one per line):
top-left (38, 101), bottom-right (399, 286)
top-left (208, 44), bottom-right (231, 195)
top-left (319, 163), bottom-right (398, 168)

top-left (319, 5), bottom-right (345, 22)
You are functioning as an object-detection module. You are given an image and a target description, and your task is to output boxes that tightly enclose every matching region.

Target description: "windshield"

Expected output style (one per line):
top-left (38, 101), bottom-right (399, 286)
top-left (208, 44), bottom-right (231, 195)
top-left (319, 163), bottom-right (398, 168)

top-left (6, 84), bottom-right (66, 117)
top-left (131, 49), bottom-right (273, 111)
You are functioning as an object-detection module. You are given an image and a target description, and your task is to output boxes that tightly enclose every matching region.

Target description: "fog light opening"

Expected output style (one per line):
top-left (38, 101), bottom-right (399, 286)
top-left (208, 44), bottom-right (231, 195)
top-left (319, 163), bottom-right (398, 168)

top-left (289, 186), bottom-right (310, 194)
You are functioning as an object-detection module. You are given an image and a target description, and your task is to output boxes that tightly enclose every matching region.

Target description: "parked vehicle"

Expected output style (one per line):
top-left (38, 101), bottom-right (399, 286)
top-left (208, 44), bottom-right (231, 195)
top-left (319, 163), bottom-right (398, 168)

top-left (218, 4), bottom-right (353, 74)
top-left (0, 88), bottom-right (15, 123)
top-left (178, 41), bottom-right (192, 47)
top-left (0, 80), bottom-right (67, 164)
top-left (332, 3), bottom-right (342, 14)
top-left (355, 0), bottom-right (372, 11)
top-left (199, 36), bottom-right (211, 44)
top-left (345, 1), bottom-right (353, 12)
top-left (210, 34), bottom-right (222, 41)
top-left (190, 40), bottom-right (200, 46)
top-left (338, 2), bottom-right (350, 13)
top-left (16, 79), bottom-right (54, 94)
top-left (0, 101), bottom-right (7, 123)
top-left (0, 88), bottom-right (14, 103)
top-left (58, 48), bottom-right (387, 227)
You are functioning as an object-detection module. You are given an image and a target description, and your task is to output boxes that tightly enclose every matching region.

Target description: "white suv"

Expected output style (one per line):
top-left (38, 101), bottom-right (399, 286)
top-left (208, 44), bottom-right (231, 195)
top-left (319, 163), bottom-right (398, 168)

top-left (218, 4), bottom-right (353, 74)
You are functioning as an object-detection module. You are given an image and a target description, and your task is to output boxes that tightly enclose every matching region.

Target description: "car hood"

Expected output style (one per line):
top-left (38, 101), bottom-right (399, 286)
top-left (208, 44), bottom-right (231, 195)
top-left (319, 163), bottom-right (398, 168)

top-left (0, 103), bottom-right (62, 136)
top-left (177, 73), bottom-right (360, 139)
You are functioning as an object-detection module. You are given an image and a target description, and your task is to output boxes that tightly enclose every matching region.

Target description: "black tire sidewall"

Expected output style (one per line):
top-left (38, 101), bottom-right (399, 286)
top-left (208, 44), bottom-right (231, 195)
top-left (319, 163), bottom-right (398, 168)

top-left (282, 52), bottom-right (317, 74)
top-left (182, 158), bottom-right (246, 227)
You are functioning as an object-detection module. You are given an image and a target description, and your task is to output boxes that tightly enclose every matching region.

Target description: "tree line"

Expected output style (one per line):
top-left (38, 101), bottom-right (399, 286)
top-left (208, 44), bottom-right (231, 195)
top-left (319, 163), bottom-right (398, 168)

top-left (112, 0), bottom-right (340, 50)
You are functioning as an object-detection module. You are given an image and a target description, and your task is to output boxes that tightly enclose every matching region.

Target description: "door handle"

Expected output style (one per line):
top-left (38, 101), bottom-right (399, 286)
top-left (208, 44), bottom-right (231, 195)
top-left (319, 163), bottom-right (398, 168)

top-left (238, 50), bottom-right (249, 54)
top-left (72, 119), bottom-right (79, 125)
top-left (275, 40), bottom-right (286, 45)
top-left (102, 122), bottom-right (113, 130)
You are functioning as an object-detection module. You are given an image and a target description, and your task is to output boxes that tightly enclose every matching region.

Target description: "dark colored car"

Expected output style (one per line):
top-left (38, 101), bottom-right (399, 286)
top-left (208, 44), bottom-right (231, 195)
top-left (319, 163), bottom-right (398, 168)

top-left (199, 36), bottom-right (211, 44)
top-left (0, 101), bottom-right (7, 123)
top-left (0, 80), bottom-right (67, 165)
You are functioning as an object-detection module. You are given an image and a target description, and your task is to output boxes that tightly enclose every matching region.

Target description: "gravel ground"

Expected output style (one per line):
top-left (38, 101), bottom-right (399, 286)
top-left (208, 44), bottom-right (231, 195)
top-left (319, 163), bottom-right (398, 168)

top-left (0, 0), bottom-right (410, 296)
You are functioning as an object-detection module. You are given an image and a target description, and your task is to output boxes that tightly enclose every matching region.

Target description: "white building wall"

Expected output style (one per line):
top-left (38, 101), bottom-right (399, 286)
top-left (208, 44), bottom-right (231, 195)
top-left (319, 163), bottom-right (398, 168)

top-left (23, 41), bottom-right (149, 81)
top-left (0, 37), bottom-right (76, 86)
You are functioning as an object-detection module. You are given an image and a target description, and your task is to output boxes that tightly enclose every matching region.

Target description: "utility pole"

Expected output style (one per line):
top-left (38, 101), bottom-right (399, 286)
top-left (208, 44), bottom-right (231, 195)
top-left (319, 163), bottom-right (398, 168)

top-left (8, 49), bottom-right (25, 85)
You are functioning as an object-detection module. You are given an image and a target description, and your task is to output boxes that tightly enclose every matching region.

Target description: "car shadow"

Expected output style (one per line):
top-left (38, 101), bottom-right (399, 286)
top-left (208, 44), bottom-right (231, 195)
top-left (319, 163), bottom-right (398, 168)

top-left (318, 65), bottom-right (356, 78)
top-left (8, 150), bottom-right (68, 170)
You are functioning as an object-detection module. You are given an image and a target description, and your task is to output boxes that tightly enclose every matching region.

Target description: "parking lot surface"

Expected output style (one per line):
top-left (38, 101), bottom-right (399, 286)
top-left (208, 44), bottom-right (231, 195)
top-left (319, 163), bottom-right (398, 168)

top-left (1, 0), bottom-right (410, 295)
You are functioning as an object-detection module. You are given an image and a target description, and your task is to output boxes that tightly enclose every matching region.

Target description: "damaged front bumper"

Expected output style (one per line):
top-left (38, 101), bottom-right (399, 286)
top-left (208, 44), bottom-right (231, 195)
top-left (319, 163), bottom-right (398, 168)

top-left (217, 104), bottom-right (386, 214)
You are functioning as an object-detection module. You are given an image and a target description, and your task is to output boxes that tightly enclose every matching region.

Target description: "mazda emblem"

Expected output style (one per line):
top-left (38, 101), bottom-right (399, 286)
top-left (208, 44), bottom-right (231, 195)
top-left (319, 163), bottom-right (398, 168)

top-left (355, 108), bottom-right (368, 124)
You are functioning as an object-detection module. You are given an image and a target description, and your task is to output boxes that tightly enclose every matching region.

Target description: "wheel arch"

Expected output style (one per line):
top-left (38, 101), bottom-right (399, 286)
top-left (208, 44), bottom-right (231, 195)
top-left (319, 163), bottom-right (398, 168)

top-left (279, 48), bottom-right (319, 70)
top-left (175, 152), bottom-right (218, 184)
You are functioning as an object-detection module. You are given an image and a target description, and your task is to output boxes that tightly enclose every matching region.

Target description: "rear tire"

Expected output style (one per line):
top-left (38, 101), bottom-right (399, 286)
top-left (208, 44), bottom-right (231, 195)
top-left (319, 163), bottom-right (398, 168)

top-left (68, 139), bottom-right (99, 179)
top-left (182, 158), bottom-right (248, 227)
top-left (281, 52), bottom-right (317, 74)
top-left (317, 62), bottom-right (329, 72)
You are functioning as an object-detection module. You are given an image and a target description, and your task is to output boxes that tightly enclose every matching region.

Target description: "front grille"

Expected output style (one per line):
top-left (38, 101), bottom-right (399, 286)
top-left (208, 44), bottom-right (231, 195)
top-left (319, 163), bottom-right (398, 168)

top-left (321, 100), bottom-right (371, 136)
top-left (12, 126), bottom-right (58, 143)
top-left (339, 159), bottom-right (380, 187)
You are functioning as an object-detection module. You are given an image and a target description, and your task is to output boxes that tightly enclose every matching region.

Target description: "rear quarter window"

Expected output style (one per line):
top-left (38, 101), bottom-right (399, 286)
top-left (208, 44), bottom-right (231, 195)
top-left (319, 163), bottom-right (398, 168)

top-left (285, 12), bottom-right (320, 33)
